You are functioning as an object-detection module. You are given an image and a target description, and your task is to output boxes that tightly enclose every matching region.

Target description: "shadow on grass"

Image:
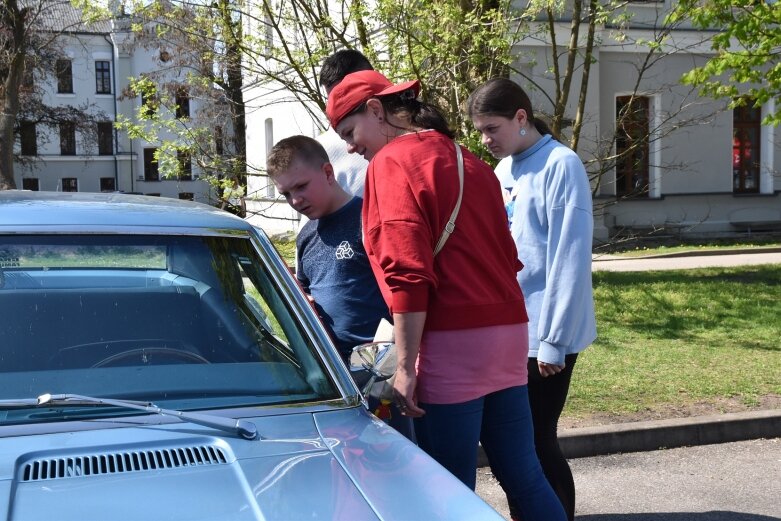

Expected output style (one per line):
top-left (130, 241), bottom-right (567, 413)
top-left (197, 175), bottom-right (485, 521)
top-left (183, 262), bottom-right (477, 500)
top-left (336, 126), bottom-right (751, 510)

top-left (577, 513), bottom-right (779, 521)
top-left (593, 266), bottom-right (781, 349)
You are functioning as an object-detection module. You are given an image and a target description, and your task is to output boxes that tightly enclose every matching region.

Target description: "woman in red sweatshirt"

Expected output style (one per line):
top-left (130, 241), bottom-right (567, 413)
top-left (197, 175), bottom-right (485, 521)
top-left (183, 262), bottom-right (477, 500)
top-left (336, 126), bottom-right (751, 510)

top-left (326, 70), bottom-right (565, 521)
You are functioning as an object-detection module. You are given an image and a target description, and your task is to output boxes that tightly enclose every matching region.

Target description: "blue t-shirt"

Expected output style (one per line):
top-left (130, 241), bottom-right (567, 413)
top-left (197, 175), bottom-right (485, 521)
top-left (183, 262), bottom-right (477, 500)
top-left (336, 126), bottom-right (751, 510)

top-left (296, 197), bottom-right (390, 361)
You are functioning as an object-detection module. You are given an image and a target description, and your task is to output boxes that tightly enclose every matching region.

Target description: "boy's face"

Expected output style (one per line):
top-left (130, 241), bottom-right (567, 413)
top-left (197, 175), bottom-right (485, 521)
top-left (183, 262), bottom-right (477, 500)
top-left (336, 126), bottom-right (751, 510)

top-left (272, 159), bottom-right (338, 220)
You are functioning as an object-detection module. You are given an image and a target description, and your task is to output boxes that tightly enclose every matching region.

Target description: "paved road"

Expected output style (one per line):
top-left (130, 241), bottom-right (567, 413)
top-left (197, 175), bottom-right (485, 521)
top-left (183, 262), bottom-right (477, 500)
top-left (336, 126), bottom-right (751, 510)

top-left (475, 438), bottom-right (781, 520)
top-left (592, 251), bottom-right (781, 272)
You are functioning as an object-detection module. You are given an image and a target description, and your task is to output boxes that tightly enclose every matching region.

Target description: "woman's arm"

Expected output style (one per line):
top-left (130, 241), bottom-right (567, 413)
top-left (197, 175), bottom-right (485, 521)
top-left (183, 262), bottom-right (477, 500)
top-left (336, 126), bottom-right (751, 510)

top-left (392, 310), bottom-right (427, 417)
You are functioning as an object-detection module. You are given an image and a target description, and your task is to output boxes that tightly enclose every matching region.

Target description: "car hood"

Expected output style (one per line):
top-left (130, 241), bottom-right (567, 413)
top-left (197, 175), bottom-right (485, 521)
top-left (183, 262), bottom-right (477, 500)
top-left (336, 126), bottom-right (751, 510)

top-left (0, 407), bottom-right (501, 520)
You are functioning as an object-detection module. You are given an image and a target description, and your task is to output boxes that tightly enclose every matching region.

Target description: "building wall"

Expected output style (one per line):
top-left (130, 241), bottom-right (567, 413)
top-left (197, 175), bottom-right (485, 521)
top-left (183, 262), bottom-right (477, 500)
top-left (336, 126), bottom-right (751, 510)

top-left (243, 81), bottom-right (323, 236)
top-left (13, 18), bottom-right (213, 203)
top-left (508, 17), bottom-right (781, 241)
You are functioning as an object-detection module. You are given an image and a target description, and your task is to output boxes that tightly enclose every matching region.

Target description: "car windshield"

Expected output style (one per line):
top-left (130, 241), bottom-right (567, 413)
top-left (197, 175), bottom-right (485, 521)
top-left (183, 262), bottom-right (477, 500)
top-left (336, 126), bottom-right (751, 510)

top-left (0, 234), bottom-right (339, 425)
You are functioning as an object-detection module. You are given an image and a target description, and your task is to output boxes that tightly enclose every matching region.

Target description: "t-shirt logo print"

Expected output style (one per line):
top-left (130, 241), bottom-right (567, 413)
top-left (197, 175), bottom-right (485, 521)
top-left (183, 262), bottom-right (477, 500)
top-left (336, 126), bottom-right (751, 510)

top-left (335, 241), bottom-right (355, 259)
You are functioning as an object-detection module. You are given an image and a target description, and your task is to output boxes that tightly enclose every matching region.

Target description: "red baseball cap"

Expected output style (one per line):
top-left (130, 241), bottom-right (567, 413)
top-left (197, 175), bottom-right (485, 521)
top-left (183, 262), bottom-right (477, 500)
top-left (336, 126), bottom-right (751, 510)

top-left (326, 70), bottom-right (421, 128)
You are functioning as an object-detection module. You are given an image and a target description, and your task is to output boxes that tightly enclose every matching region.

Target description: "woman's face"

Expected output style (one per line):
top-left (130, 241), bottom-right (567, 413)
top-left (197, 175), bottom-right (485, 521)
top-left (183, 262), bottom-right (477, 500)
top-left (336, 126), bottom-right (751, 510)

top-left (471, 112), bottom-right (523, 159)
top-left (335, 101), bottom-right (387, 161)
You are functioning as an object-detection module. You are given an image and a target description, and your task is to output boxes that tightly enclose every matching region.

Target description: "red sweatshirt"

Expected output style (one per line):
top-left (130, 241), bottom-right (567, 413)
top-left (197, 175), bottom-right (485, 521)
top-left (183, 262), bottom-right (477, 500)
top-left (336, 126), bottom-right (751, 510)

top-left (362, 130), bottom-right (528, 330)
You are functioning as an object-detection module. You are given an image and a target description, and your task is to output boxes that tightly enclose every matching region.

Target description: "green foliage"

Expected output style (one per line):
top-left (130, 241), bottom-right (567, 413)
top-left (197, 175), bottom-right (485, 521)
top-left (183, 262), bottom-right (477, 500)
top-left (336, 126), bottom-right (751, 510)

top-left (669, 0), bottom-right (781, 126)
top-left (372, 0), bottom-right (517, 161)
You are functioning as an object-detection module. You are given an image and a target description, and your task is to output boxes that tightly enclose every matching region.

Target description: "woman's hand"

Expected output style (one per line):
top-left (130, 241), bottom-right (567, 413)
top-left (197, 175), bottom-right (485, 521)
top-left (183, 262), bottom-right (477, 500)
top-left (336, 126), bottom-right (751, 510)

top-left (393, 366), bottom-right (425, 417)
top-left (538, 360), bottom-right (564, 378)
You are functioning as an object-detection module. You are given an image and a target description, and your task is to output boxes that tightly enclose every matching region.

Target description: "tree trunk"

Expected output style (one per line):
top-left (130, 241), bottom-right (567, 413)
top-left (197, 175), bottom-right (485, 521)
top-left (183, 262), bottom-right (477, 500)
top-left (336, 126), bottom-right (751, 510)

top-left (0, 1), bottom-right (27, 190)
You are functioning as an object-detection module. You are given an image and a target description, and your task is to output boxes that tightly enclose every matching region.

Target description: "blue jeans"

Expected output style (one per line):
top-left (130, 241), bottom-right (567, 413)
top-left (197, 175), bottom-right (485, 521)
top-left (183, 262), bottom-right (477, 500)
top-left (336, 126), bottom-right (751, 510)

top-left (415, 386), bottom-right (566, 521)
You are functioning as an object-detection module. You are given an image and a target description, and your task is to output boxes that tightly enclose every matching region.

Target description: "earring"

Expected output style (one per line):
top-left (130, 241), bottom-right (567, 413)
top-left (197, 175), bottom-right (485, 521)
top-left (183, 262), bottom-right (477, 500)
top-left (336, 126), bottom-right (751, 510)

top-left (519, 128), bottom-right (527, 137)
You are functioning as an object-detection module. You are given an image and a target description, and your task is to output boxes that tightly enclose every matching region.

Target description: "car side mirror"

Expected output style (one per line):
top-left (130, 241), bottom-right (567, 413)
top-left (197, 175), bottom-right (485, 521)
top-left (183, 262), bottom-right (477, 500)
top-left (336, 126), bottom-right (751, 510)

top-left (349, 342), bottom-right (396, 395)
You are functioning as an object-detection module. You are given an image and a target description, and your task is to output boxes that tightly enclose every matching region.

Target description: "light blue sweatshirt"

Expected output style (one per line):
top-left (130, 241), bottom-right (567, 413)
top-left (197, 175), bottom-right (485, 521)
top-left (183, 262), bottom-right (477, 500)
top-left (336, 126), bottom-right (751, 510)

top-left (495, 135), bottom-right (597, 366)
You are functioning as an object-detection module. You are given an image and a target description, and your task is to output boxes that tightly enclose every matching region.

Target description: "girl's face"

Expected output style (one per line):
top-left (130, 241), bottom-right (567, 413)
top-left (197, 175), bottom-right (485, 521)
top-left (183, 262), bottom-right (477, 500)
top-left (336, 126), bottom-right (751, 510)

top-left (471, 110), bottom-right (525, 159)
top-left (335, 100), bottom-right (388, 161)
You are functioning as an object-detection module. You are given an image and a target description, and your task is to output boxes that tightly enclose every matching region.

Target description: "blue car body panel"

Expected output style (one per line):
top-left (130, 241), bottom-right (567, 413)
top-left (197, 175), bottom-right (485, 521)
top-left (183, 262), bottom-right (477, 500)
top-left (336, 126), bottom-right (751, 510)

top-left (0, 192), bottom-right (503, 520)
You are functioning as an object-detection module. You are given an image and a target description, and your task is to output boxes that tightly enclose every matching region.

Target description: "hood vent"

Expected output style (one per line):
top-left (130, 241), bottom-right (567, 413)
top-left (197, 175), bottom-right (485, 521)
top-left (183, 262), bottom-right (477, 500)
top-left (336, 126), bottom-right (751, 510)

top-left (20, 444), bottom-right (228, 482)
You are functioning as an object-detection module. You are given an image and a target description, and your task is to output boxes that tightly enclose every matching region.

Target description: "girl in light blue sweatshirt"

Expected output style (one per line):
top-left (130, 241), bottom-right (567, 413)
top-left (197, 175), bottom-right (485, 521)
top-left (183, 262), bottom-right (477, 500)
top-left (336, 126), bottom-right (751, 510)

top-left (468, 78), bottom-right (597, 521)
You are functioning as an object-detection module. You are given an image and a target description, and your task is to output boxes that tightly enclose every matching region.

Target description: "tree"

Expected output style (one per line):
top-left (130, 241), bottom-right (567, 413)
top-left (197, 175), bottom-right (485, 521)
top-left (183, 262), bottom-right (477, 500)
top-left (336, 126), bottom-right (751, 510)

top-left (1, 0), bottom-right (108, 189)
top-left (254, 0), bottom-right (518, 157)
top-left (76, 0), bottom-right (250, 214)
top-left (669, 0), bottom-right (781, 126)
top-left (85, 0), bottom-right (721, 225)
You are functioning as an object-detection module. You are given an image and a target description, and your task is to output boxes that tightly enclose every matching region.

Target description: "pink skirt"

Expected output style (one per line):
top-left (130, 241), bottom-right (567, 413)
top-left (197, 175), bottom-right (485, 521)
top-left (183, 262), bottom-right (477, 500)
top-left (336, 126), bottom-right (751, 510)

top-left (415, 322), bottom-right (528, 405)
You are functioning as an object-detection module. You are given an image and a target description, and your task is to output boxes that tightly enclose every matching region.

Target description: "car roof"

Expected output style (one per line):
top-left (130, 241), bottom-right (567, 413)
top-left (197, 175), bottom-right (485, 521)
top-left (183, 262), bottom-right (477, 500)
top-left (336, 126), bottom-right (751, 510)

top-left (0, 191), bottom-right (252, 233)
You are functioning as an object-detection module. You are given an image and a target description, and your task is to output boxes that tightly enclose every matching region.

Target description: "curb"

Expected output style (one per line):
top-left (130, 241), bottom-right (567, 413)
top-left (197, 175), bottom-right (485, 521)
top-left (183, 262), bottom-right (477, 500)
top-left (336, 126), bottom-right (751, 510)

top-left (477, 409), bottom-right (781, 466)
top-left (592, 246), bottom-right (781, 262)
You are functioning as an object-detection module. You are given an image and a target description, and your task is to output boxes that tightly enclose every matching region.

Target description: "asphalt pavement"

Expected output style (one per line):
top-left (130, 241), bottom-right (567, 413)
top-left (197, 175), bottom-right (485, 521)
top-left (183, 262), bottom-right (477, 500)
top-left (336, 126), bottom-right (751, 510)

top-left (475, 248), bottom-right (781, 520)
top-left (592, 247), bottom-right (781, 272)
top-left (476, 438), bottom-right (781, 520)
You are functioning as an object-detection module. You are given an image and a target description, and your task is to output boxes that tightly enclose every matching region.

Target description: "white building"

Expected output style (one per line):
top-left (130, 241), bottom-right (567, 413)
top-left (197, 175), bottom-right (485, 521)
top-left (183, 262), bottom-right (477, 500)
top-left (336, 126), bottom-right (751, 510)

top-left (13, 3), bottom-right (213, 202)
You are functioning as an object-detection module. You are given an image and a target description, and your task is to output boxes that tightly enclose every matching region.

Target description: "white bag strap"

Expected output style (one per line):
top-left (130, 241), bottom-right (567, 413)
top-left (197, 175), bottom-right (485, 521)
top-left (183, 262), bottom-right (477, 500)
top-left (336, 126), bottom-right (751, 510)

top-left (433, 142), bottom-right (464, 257)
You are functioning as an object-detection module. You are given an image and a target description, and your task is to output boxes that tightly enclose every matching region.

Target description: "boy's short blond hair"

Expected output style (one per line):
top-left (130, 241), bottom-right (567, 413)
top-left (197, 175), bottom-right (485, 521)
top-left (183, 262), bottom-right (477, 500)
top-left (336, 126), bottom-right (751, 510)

top-left (266, 135), bottom-right (330, 179)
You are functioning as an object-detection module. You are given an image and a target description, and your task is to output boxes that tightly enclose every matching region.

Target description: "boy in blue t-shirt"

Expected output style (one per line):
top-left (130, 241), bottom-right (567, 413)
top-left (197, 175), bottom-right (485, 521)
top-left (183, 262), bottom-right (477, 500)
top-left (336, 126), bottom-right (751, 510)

top-left (266, 135), bottom-right (391, 364)
top-left (266, 135), bottom-right (414, 440)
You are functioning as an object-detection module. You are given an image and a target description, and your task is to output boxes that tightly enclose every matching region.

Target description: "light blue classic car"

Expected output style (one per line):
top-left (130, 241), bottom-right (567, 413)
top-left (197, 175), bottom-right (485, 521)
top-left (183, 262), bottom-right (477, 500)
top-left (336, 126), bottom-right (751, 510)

top-left (0, 191), bottom-right (502, 520)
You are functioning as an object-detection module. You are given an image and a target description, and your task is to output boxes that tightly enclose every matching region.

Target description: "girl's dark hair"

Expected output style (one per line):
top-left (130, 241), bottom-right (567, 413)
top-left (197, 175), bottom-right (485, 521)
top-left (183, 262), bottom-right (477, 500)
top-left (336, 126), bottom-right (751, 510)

top-left (378, 90), bottom-right (455, 139)
top-left (467, 77), bottom-right (555, 139)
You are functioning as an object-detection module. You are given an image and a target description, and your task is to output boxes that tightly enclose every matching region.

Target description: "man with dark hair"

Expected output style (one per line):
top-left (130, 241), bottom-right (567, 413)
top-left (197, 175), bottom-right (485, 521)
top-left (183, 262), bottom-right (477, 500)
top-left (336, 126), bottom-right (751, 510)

top-left (315, 49), bottom-right (374, 197)
top-left (319, 49), bottom-right (374, 94)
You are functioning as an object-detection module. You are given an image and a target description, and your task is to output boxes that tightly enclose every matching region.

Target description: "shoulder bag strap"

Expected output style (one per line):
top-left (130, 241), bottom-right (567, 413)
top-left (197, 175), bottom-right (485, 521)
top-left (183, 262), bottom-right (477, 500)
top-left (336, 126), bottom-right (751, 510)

top-left (433, 142), bottom-right (464, 257)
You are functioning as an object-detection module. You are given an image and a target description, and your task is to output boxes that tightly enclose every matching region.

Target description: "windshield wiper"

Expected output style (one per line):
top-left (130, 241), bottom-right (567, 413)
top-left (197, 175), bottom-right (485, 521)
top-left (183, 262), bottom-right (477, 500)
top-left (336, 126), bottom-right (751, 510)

top-left (0, 393), bottom-right (258, 440)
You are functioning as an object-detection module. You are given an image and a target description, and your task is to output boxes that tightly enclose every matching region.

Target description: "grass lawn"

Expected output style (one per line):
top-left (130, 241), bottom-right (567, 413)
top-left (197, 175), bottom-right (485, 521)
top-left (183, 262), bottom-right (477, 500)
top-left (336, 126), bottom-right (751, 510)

top-left (271, 237), bottom-right (780, 423)
top-left (273, 239), bottom-right (296, 267)
top-left (565, 264), bottom-right (781, 423)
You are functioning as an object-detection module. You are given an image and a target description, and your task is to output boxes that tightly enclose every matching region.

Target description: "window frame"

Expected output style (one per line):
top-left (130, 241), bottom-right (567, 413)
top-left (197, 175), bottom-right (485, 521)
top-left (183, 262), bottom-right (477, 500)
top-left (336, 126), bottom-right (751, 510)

top-left (732, 102), bottom-right (762, 194)
top-left (177, 150), bottom-right (192, 181)
top-left (143, 148), bottom-right (159, 181)
top-left (60, 121), bottom-right (76, 156)
top-left (22, 178), bottom-right (40, 191)
top-left (61, 178), bottom-right (78, 192)
top-left (56, 59), bottom-right (73, 94)
top-left (99, 177), bottom-right (116, 192)
top-left (95, 60), bottom-right (112, 94)
top-left (175, 86), bottom-right (190, 119)
top-left (97, 121), bottom-right (113, 156)
top-left (20, 121), bottom-right (37, 156)
top-left (615, 95), bottom-right (650, 198)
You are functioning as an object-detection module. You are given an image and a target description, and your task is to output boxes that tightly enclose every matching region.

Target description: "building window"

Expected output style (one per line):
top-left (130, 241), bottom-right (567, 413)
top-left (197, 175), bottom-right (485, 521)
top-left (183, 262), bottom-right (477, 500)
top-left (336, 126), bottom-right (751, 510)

top-left (22, 178), bottom-right (39, 191)
top-left (733, 102), bottom-right (761, 194)
top-left (615, 95), bottom-right (650, 197)
top-left (143, 148), bottom-right (159, 181)
top-left (60, 121), bottom-right (76, 155)
top-left (20, 121), bottom-right (37, 156)
top-left (175, 86), bottom-right (190, 119)
top-left (22, 58), bottom-right (34, 91)
top-left (56, 59), bottom-right (73, 93)
top-left (100, 177), bottom-right (116, 192)
top-left (97, 122), bottom-right (113, 155)
top-left (62, 178), bottom-right (78, 192)
top-left (215, 126), bottom-right (224, 155)
top-left (178, 192), bottom-right (194, 201)
top-left (177, 150), bottom-right (192, 180)
top-left (140, 85), bottom-right (159, 116)
top-left (95, 60), bottom-right (111, 94)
